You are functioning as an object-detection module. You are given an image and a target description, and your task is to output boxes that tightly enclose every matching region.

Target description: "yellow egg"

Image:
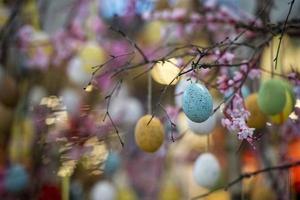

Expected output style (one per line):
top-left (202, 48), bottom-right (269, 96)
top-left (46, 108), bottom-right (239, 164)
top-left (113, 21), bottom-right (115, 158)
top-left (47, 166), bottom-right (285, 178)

top-left (78, 42), bottom-right (105, 73)
top-left (134, 115), bottom-right (164, 153)
top-left (206, 190), bottom-right (231, 200)
top-left (139, 21), bottom-right (164, 45)
top-left (270, 90), bottom-right (294, 124)
top-left (117, 187), bottom-right (137, 200)
top-left (245, 93), bottom-right (268, 129)
top-left (159, 181), bottom-right (182, 200)
top-left (151, 58), bottom-right (180, 85)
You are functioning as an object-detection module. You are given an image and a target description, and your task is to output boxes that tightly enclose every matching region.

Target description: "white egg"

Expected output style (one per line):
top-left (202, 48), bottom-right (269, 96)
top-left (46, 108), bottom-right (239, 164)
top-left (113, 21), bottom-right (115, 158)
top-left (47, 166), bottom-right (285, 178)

top-left (193, 153), bottom-right (221, 188)
top-left (90, 181), bottom-right (116, 200)
top-left (28, 86), bottom-right (47, 105)
top-left (60, 89), bottom-right (81, 116)
top-left (67, 57), bottom-right (90, 87)
top-left (187, 113), bottom-right (217, 135)
top-left (109, 97), bottom-right (143, 126)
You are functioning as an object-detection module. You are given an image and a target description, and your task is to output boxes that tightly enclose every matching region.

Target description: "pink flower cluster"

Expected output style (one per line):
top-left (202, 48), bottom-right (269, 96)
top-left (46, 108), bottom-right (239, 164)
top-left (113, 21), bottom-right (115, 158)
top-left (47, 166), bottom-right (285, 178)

top-left (221, 94), bottom-right (255, 143)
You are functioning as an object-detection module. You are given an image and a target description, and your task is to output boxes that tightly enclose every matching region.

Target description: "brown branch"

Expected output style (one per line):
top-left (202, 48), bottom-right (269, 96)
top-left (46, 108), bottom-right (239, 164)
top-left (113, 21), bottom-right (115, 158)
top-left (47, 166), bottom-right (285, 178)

top-left (273, 0), bottom-right (296, 69)
top-left (191, 160), bottom-right (300, 200)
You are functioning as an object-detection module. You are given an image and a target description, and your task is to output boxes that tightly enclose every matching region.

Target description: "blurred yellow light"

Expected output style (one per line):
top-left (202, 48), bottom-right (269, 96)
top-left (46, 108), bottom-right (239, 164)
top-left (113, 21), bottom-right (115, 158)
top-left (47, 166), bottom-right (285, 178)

top-left (151, 58), bottom-right (180, 85)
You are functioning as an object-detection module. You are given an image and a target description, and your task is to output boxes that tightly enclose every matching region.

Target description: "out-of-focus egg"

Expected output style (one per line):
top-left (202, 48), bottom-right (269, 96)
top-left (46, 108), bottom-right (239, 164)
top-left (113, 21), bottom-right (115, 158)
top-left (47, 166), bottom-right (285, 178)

top-left (139, 21), bottom-right (164, 45)
top-left (4, 165), bottom-right (29, 193)
top-left (182, 83), bottom-right (213, 122)
top-left (187, 113), bottom-right (216, 135)
top-left (206, 190), bottom-right (231, 200)
top-left (245, 93), bottom-right (268, 129)
top-left (60, 88), bottom-right (81, 116)
top-left (151, 58), bottom-right (180, 85)
top-left (117, 186), bottom-right (138, 200)
top-left (28, 86), bottom-right (47, 106)
top-left (78, 41), bottom-right (105, 73)
top-left (90, 181), bottom-right (116, 200)
top-left (258, 79), bottom-right (286, 115)
top-left (109, 97), bottom-right (143, 126)
top-left (193, 153), bottom-right (220, 188)
top-left (134, 115), bottom-right (164, 153)
top-left (0, 73), bottom-right (19, 107)
top-left (67, 57), bottom-right (90, 87)
top-left (270, 80), bottom-right (296, 124)
top-left (158, 180), bottom-right (182, 200)
top-left (104, 151), bottom-right (121, 176)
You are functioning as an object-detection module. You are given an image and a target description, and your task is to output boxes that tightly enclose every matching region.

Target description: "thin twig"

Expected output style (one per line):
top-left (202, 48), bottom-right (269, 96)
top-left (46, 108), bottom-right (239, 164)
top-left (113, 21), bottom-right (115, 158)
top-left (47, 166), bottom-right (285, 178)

top-left (191, 160), bottom-right (300, 200)
top-left (273, 0), bottom-right (295, 69)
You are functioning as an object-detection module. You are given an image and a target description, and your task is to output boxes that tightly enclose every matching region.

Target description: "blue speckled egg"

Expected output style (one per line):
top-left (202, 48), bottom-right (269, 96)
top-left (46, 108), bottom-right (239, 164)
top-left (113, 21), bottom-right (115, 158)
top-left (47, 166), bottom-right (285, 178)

top-left (4, 165), bottom-right (29, 193)
top-left (182, 83), bottom-right (213, 123)
top-left (104, 152), bottom-right (121, 176)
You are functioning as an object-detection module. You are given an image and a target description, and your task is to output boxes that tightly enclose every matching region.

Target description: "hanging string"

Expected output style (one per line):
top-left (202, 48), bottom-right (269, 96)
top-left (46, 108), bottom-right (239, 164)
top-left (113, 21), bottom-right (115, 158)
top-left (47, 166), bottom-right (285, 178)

top-left (270, 39), bottom-right (274, 78)
top-left (147, 70), bottom-right (152, 114)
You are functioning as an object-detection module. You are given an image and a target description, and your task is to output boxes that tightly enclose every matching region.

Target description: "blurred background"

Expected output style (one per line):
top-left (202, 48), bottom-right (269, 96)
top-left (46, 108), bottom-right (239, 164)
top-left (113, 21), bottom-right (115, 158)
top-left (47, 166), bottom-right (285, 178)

top-left (0, 0), bottom-right (300, 199)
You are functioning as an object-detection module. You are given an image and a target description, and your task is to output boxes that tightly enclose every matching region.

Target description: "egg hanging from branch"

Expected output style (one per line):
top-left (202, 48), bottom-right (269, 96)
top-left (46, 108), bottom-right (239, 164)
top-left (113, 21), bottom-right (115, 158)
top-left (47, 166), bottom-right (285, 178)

top-left (187, 113), bottom-right (217, 135)
top-left (193, 153), bottom-right (221, 188)
top-left (258, 79), bottom-right (287, 115)
top-left (134, 115), bottom-right (164, 153)
top-left (151, 58), bottom-right (180, 85)
top-left (182, 83), bottom-right (213, 123)
top-left (245, 93), bottom-right (268, 129)
top-left (269, 80), bottom-right (296, 124)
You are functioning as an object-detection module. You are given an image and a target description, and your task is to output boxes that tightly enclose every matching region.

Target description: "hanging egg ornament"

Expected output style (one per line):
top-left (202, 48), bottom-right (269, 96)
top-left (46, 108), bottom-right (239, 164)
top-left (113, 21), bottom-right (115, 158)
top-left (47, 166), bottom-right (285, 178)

top-left (151, 58), bottom-right (180, 85)
top-left (193, 153), bottom-right (221, 188)
top-left (270, 80), bottom-right (296, 124)
top-left (134, 115), bottom-right (164, 153)
top-left (187, 113), bottom-right (216, 135)
top-left (78, 41), bottom-right (105, 73)
top-left (90, 181), bottom-right (116, 200)
top-left (104, 151), bottom-right (121, 176)
top-left (4, 165), bottom-right (29, 193)
top-left (258, 79), bottom-right (287, 115)
top-left (182, 83), bottom-right (213, 123)
top-left (245, 93), bottom-right (268, 129)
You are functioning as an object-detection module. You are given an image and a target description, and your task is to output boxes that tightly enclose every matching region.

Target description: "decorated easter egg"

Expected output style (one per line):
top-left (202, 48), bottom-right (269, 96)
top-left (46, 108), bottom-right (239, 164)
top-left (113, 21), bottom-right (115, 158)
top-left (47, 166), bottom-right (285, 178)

top-left (245, 93), bottom-right (268, 129)
top-left (134, 115), bottom-right (164, 153)
top-left (258, 79), bottom-right (286, 115)
top-left (182, 83), bottom-right (213, 123)
top-left (193, 153), bottom-right (220, 188)
top-left (270, 90), bottom-right (295, 124)
top-left (104, 151), bottom-right (121, 176)
top-left (187, 113), bottom-right (216, 135)
top-left (151, 58), bottom-right (180, 85)
top-left (90, 181), bottom-right (116, 200)
top-left (4, 165), bottom-right (29, 193)
top-left (78, 41), bottom-right (105, 73)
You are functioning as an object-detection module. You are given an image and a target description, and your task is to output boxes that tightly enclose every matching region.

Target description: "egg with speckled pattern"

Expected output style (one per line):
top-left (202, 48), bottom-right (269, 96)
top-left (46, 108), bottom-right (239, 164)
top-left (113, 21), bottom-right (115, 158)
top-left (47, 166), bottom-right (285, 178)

top-left (134, 115), bottom-right (164, 153)
top-left (182, 83), bottom-right (213, 123)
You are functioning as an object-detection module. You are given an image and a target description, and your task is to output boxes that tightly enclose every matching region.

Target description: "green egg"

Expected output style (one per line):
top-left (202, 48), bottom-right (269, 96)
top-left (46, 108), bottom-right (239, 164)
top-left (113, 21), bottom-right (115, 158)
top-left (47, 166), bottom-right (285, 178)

top-left (258, 79), bottom-right (286, 115)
